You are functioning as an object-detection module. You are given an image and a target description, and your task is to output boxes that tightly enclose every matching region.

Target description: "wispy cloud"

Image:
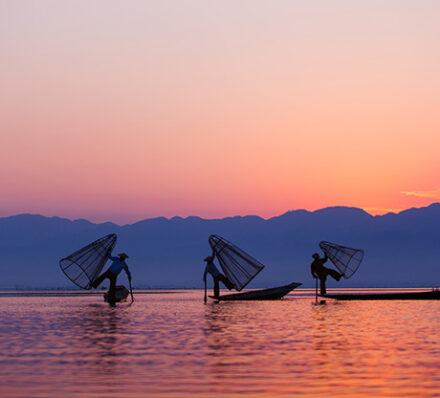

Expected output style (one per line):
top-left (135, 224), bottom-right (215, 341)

top-left (401, 189), bottom-right (440, 199)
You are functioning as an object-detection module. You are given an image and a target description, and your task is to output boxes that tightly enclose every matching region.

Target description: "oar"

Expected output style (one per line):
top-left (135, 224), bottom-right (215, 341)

top-left (204, 279), bottom-right (207, 304)
top-left (315, 277), bottom-right (318, 303)
top-left (129, 279), bottom-right (134, 303)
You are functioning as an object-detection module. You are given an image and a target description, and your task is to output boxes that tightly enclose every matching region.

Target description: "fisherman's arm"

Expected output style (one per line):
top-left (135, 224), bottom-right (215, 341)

top-left (108, 254), bottom-right (118, 261)
top-left (123, 265), bottom-right (132, 281)
top-left (311, 265), bottom-right (318, 278)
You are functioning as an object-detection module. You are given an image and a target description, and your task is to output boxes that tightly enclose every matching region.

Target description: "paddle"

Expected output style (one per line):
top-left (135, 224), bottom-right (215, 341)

top-left (315, 276), bottom-right (318, 304)
top-left (129, 279), bottom-right (134, 303)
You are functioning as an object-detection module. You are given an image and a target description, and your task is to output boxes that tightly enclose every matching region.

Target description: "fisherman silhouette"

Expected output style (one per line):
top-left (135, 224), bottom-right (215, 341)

top-left (203, 254), bottom-right (234, 298)
top-left (311, 252), bottom-right (342, 295)
top-left (91, 252), bottom-right (132, 303)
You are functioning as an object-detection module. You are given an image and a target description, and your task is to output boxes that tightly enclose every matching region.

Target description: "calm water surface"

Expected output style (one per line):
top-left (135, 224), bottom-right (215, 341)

top-left (1, 289), bottom-right (439, 397)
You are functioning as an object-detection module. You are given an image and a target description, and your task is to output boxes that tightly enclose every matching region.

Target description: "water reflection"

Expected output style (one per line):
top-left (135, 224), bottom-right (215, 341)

top-left (1, 291), bottom-right (440, 397)
top-left (68, 305), bottom-right (132, 375)
top-left (202, 300), bottom-right (313, 395)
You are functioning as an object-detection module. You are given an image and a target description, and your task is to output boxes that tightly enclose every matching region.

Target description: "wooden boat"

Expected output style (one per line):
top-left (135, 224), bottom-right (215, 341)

top-left (210, 282), bottom-right (301, 301)
top-left (321, 290), bottom-right (440, 300)
top-left (104, 285), bottom-right (129, 303)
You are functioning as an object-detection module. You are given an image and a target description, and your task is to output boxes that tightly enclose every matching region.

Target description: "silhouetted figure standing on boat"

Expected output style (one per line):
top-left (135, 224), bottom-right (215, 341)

top-left (92, 252), bottom-right (132, 302)
top-left (311, 252), bottom-right (342, 295)
top-left (203, 254), bottom-right (234, 298)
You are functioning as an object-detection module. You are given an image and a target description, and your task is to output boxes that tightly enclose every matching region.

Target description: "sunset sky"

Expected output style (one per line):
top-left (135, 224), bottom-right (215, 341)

top-left (1, 1), bottom-right (439, 224)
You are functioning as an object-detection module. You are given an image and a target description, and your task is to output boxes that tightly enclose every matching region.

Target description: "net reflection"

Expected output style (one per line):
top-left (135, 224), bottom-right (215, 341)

top-left (57, 303), bottom-right (134, 380)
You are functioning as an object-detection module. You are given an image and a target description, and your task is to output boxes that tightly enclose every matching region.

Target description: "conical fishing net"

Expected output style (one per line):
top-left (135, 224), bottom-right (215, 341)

top-left (60, 234), bottom-right (117, 289)
top-left (209, 234), bottom-right (264, 291)
top-left (319, 240), bottom-right (364, 279)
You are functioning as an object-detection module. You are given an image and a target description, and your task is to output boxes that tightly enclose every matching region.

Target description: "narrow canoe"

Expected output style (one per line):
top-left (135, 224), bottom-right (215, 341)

top-left (104, 285), bottom-right (129, 303)
top-left (210, 282), bottom-right (302, 301)
top-left (322, 290), bottom-right (440, 300)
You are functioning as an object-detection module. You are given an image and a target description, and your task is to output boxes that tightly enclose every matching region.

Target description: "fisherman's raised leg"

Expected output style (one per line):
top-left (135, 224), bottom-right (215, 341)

top-left (328, 268), bottom-right (342, 281)
top-left (218, 274), bottom-right (234, 290)
top-left (91, 270), bottom-right (111, 288)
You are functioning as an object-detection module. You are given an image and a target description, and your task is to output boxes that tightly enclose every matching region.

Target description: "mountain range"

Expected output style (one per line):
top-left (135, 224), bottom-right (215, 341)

top-left (1, 203), bottom-right (439, 289)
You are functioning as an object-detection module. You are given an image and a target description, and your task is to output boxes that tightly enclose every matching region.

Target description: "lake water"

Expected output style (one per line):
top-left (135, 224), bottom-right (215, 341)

top-left (1, 289), bottom-right (439, 397)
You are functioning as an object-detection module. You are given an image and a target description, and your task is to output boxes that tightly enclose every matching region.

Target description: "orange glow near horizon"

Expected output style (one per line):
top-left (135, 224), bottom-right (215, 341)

top-left (1, 1), bottom-right (439, 224)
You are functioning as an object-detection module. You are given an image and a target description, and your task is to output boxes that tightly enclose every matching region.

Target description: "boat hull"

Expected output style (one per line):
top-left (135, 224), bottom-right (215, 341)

top-left (104, 285), bottom-right (129, 303)
top-left (211, 282), bottom-right (301, 301)
top-left (322, 290), bottom-right (440, 300)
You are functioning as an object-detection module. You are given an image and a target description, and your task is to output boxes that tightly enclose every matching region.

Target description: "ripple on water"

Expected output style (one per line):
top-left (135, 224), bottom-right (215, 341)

top-left (0, 290), bottom-right (439, 397)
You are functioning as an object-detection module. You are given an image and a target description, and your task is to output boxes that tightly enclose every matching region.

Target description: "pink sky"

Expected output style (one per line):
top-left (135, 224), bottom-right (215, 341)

top-left (1, 1), bottom-right (439, 224)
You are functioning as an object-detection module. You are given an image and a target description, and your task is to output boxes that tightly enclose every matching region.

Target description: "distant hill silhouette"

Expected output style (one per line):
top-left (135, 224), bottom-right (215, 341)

top-left (1, 204), bottom-right (439, 289)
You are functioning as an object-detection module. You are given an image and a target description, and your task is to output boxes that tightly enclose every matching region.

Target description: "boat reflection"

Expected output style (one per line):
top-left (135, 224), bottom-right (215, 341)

top-left (57, 304), bottom-right (134, 379)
